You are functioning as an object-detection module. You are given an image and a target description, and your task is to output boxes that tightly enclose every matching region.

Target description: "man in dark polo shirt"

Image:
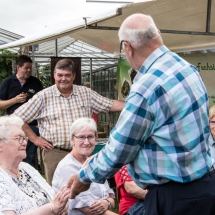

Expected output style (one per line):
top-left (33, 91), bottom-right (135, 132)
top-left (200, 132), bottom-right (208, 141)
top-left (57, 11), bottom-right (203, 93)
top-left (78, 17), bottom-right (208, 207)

top-left (0, 55), bottom-right (43, 167)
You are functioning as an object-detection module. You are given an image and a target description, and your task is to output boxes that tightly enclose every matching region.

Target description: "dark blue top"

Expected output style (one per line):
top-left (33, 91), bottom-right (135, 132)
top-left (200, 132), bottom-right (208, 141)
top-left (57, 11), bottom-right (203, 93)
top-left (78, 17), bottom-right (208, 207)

top-left (0, 74), bottom-right (43, 125)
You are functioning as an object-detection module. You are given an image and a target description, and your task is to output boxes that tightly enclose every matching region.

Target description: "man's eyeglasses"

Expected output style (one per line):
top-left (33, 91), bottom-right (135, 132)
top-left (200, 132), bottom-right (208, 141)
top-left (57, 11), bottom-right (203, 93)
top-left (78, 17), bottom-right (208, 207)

top-left (119, 40), bottom-right (131, 58)
top-left (73, 135), bottom-right (96, 142)
top-left (1, 136), bottom-right (28, 144)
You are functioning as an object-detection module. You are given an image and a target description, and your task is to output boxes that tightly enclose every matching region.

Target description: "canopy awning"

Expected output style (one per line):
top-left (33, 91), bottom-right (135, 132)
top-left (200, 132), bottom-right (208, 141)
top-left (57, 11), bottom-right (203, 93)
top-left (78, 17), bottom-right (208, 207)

top-left (0, 0), bottom-right (214, 53)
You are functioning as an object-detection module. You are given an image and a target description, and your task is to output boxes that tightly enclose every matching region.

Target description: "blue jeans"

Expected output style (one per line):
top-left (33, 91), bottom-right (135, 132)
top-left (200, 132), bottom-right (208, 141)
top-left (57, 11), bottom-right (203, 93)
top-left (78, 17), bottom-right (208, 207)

top-left (23, 125), bottom-right (39, 167)
top-left (124, 200), bottom-right (145, 215)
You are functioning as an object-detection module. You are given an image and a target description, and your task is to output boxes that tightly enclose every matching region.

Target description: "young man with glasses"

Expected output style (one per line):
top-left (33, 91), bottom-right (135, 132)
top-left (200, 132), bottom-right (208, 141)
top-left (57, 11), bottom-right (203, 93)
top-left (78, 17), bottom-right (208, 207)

top-left (69, 13), bottom-right (215, 215)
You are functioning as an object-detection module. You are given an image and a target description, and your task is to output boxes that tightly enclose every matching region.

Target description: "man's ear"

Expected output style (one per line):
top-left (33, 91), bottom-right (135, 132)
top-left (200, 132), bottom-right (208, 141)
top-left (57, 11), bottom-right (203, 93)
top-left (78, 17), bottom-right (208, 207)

top-left (126, 43), bottom-right (133, 58)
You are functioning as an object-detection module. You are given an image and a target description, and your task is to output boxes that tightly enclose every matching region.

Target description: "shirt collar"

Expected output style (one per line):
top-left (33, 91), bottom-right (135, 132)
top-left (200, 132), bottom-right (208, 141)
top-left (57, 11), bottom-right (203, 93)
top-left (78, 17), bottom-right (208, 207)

top-left (12, 74), bottom-right (17, 79)
top-left (72, 85), bottom-right (79, 96)
top-left (12, 73), bottom-right (32, 83)
top-left (53, 84), bottom-right (79, 97)
top-left (133, 45), bottom-right (170, 83)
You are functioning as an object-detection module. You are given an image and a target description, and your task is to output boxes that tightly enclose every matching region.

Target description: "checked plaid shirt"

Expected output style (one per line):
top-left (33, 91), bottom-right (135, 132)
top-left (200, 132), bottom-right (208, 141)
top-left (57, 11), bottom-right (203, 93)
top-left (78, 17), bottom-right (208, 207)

top-left (15, 84), bottom-right (113, 150)
top-left (79, 45), bottom-right (213, 189)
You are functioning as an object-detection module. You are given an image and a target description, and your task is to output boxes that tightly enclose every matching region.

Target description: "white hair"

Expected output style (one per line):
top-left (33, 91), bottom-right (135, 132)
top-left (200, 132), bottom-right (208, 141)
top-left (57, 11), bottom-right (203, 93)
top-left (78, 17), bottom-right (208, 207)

top-left (118, 14), bottom-right (162, 50)
top-left (70, 117), bottom-right (97, 139)
top-left (0, 115), bottom-right (24, 141)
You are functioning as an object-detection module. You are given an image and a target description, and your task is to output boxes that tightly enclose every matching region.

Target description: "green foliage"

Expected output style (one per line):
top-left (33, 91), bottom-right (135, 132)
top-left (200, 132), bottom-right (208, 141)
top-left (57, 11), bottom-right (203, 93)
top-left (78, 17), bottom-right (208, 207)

top-left (113, 197), bottom-right (119, 213)
top-left (0, 50), bottom-right (16, 116)
top-left (97, 123), bottom-right (104, 132)
top-left (38, 64), bottom-right (52, 88)
top-left (0, 110), bottom-right (5, 116)
top-left (0, 49), bottom-right (16, 84)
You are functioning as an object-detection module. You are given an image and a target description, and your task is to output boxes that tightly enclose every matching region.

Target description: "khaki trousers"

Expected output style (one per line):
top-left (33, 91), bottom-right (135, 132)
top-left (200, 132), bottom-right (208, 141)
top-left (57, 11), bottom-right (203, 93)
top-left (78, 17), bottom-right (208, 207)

top-left (42, 148), bottom-right (70, 185)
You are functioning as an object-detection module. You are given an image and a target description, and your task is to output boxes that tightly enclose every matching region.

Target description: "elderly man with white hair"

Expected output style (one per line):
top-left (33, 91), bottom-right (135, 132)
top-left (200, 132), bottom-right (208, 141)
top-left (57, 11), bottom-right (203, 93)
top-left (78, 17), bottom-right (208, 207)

top-left (68, 14), bottom-right (215, 215)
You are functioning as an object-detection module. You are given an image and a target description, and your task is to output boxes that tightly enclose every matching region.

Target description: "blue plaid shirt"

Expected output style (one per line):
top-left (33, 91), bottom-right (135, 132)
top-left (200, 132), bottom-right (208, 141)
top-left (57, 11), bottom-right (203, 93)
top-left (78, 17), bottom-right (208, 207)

top-left (79, 45), bottom-right (213, 189)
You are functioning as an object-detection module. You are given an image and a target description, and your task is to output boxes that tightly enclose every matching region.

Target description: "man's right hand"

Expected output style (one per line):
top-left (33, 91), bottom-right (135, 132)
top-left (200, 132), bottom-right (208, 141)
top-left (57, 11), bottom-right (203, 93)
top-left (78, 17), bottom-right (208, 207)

top-left (15, 93), bottom-right (28, 103)
top-left (34, 136), bottom-right (54, 152)
top-left (67, 173), bottom-right (90, 199)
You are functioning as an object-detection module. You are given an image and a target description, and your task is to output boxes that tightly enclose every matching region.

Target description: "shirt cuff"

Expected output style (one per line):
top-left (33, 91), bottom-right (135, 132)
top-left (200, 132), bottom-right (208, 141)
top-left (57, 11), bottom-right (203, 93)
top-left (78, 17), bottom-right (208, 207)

top-left (78, 168), bottom-right (92, 184)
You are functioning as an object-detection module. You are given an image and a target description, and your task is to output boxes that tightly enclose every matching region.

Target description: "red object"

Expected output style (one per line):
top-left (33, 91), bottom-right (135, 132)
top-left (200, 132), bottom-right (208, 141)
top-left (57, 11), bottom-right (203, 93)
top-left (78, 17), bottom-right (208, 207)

top-left (92, 113), bottom-right (98, 124)
top-left (114, 166), bottom-right (139, 215)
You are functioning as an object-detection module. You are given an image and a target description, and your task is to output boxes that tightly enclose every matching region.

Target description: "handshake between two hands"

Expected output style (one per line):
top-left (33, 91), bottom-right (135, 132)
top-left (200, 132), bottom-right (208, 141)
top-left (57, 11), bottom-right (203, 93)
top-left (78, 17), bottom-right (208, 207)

top-left (51, 154), bottom-right (95, 215)
top-left (52, 175), bottom-right (91, 215)
top-left (67, 173), bottom-right (90, 199)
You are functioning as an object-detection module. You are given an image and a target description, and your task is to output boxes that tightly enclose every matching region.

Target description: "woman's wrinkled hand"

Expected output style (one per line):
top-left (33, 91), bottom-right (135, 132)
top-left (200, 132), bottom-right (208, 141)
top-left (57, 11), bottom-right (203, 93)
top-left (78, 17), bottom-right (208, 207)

top-left (51, 186), bottom-right (70, 214)
top-left (58, 203), bottom-right (69, 215)
top-left (88, 199), bottom-right (108, 215)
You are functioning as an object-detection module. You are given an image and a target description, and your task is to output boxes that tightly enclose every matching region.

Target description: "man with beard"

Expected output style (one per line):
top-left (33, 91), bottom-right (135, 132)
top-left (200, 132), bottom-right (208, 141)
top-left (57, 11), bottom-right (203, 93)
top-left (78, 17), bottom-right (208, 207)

top-left (14, 58), bottom-right (124, 185)
top-left (0, 55), bottom-right (43, 167)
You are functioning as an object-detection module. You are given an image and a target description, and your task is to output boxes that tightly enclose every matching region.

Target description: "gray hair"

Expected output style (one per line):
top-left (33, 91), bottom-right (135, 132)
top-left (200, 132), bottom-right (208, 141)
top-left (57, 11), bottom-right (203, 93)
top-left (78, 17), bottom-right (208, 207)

top-left (119, 14), bottom-right (162, 50)
top-left (70, 117), bottom-right (97, 139)
top-left (0, 115), bottom-right (24, 141)
top-left (54, 59), bottom-right (75, 74)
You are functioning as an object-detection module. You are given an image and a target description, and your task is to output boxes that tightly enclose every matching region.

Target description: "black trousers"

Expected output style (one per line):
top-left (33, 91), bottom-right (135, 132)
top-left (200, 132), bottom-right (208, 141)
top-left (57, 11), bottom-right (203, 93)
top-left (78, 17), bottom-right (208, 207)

top-left (23, 125), bottom-right (39, 167)
top-left (144, 170), bottom-right (215, 215)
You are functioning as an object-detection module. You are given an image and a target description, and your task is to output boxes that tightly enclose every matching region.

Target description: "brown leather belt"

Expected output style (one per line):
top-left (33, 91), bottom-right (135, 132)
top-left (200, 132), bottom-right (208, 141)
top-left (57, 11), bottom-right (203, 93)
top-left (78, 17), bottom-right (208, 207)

top-left (53, 146), bottom-right (71, 152)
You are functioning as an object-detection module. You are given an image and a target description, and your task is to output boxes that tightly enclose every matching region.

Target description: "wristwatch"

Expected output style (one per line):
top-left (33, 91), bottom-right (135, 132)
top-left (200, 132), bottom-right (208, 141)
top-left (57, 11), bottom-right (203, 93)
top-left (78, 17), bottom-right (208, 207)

top-left (105, 199), bottom-right (112, 210)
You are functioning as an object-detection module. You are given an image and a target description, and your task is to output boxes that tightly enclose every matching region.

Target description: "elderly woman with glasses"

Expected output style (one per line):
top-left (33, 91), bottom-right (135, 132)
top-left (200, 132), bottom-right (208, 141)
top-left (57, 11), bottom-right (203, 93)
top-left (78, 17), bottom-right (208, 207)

top-left (52, 117), bottom-right (117, 215)
top-left (0, 115), bottom-right (70, 215)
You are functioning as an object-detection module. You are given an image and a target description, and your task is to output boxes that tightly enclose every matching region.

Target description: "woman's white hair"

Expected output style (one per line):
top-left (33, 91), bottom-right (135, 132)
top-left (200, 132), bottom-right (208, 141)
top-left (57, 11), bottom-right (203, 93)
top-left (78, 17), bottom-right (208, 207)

top-left (70, 117), bottom-right (97, 139)
top-left (119, 14), bottom-right (162, 50)
top-left (0, 115), bottom-right (24, 140)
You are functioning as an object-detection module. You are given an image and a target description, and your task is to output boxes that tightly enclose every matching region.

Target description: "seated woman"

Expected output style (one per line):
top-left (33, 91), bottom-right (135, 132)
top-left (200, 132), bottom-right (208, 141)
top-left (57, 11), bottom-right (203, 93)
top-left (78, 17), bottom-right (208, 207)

top-left (52, 117), bottom-right (117, 215)
top-left (114, 165), bottom-right (147, 215)
top-left (0, 115), bottom-right (70, 215)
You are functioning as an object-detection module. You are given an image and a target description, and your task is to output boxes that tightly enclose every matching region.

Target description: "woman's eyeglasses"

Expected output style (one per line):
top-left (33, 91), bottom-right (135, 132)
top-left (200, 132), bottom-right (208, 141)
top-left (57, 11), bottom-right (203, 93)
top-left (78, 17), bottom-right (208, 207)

top-left (1, 136), bottom-right (28, 144)
top-left (73, 135), bottom-right (96, 142)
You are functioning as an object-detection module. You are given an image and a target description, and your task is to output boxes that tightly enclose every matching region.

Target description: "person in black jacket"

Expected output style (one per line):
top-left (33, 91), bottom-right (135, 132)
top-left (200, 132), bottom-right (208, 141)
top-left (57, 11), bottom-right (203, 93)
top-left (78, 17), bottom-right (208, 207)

top-left (0, 55), bottom-right (43, 167)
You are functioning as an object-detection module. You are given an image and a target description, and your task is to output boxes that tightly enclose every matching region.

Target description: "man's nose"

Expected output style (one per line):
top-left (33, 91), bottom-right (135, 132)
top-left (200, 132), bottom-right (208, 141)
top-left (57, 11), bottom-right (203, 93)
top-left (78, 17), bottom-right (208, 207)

top-left (61, 75), bottom-right (67, 80)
